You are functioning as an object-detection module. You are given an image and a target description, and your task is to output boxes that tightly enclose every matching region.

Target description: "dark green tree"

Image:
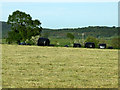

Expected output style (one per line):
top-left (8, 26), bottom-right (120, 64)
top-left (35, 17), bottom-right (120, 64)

top-left (6, 31), bottom-right (22, 44)
top-left (66, 33), bottom-right (74, 46)
top-left (66, 33), bottom-right (74, 40)
top-left (7, 10), bottom-right (42, 43)
top-left (111, 37), bottom-right (120, 49)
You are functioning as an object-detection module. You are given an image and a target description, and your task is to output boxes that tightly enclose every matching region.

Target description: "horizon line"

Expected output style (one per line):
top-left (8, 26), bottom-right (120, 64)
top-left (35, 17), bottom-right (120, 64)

top-left (0, 20), bottom-right (118, 29)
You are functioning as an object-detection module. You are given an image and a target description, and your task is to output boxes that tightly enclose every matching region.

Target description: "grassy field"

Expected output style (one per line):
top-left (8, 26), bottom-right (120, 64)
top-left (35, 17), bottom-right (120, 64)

top-left (2, 44), bottom-right (118, 88)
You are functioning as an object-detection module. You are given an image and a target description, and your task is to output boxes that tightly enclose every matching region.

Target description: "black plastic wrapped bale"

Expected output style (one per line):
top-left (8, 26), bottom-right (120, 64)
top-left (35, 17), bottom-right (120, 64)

top-left (37, 38), bottom-right (50, 46)
top-left (64, 45), bottom-right (69, 47)
top-left (73, 43), bottom-right (81, 48)
top-left (108, 47), bottom-right (113, 49)
top-left (26, 43), bottom-right (31, 45)
top-left (19, 42), bottom-right (26, 45)
top-left (85, 42), bottom-right (95, 48)
top-left (49, 44), bottom-right (55, 46)
top-left (99, 44), bottom-right (106, 49)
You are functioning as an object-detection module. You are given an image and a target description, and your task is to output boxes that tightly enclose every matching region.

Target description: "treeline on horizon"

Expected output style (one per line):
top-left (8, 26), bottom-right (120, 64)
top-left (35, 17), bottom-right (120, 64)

top-left (1, 21), bottom-right (118, 39)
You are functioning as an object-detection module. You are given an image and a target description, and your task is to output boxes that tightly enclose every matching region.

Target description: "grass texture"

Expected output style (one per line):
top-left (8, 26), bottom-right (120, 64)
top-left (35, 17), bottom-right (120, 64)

top-left (2, 44), bottom-right (118, 88)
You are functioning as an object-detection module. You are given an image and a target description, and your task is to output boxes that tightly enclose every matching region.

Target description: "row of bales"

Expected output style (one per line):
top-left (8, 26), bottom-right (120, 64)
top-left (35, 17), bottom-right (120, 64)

top-left (72, 43), bottom-right (113, 49)
top-left (19, 37), bottom-right (113, 49)
top-left (37, 38), bottom-right (114, 49)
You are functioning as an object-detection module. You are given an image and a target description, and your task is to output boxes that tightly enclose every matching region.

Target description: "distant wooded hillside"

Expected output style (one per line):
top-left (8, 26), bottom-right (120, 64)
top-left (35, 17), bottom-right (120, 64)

top-left (1, 21), bottom-right (11, 38)
top-left (1, 21), bottom-right (118, 39)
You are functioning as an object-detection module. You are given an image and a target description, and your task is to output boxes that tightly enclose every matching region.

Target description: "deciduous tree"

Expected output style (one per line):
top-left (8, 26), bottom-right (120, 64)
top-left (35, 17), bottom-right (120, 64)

top-left (7, 10), bottom-right (42, 43)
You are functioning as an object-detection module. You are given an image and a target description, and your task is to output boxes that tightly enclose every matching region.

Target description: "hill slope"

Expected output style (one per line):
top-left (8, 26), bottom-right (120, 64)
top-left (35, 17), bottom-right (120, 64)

top-left (1, 21), bottom-right (118, 39)
top-left (1, 21), bottom-right (11, 38)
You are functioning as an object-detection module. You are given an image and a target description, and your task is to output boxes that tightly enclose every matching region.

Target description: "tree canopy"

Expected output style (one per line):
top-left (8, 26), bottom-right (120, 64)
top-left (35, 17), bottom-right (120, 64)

top-left (111, 37), bottom-right (120, 49)
top-left (7, 10), bottom-right (42, 43)
top-left (66, 33), bottom-right (74, 40)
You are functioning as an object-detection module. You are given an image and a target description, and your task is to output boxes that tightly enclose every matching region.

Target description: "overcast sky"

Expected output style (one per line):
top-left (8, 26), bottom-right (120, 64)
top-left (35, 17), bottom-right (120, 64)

top-left (0, 0), bottom-right (118, 29)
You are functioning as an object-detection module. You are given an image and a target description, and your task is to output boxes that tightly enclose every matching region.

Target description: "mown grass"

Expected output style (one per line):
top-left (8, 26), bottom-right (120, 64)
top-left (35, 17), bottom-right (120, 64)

top-left (2, 44), bottom-right (118, 88)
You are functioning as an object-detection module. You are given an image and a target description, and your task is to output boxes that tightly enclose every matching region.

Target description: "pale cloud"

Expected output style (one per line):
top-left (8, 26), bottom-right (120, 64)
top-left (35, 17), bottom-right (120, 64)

top-left (1, 0), bottom-right (119, 2)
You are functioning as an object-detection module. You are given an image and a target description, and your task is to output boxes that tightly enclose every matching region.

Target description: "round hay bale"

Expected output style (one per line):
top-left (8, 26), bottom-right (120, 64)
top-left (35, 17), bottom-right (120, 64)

top-left (37, 37), bottom-right (50, 46)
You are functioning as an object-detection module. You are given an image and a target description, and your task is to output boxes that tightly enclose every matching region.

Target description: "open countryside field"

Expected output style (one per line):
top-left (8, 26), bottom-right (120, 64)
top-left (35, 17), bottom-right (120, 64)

top-left (2, 44), bottom-right (118, 88)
